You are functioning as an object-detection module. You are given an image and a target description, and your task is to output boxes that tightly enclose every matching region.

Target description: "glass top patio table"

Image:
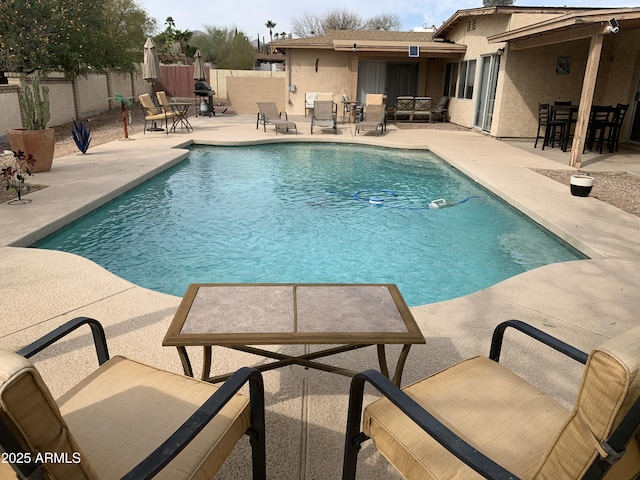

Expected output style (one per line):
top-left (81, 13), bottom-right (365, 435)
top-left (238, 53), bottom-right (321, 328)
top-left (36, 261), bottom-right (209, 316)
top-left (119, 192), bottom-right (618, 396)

top-left (163, 283), bottom-right (425, 385)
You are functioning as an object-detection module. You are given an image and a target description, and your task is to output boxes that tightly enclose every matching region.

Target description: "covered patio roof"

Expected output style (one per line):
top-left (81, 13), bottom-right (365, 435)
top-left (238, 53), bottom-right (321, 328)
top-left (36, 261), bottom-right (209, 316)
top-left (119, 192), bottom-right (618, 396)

top-left (272, 30), bottom-right (466, 57)
top-left (487, 7), bottom-right (640, 47)
top-left (484, 7), bottom-right (640, 168)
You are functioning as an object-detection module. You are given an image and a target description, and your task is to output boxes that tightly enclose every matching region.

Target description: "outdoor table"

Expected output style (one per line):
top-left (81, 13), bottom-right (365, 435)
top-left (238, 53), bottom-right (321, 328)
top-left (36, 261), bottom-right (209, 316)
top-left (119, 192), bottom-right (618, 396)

top-left (168, 102), bottom-right (193, 132)
top-left (163, 283), bottom-right (425, 386)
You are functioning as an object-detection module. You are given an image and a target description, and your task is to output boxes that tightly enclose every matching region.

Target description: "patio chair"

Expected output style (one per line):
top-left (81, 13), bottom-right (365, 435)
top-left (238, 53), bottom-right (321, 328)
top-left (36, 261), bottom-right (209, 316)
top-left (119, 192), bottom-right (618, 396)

top-left (256, 102), bottom-right (297, 134)
top-left (305, 92), bottom-right (318, 117)
top-left (413, 97), bottom-right (433, 122)
top-left (355, 104), bottom-right (386, 136)
top-left (343, 319), bottom-right (640, 480)
top-left (0, 317), bottom-right (266, 480)
top-left (139, 93), bottom-right (175, 135)
top-left (606, 103), bottom-right (629, 153)
top-left (342, 94), bottom-right (362, 123)
top-left (431, 96), bottom-right (449, 122)
top-left (534, 103), bottom-right (565, 150)
top-left (311, 100), bottom-right (337, 134)
top-left (585, 105), bottom-right (614, 154)
top-left (393, 96), bottom-right (416, 123)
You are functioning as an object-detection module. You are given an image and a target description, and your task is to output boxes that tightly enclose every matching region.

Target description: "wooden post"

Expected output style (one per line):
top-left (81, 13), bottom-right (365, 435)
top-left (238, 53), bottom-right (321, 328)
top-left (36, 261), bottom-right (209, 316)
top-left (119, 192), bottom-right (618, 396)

top-left (569, 32), bottom-right (604, 168)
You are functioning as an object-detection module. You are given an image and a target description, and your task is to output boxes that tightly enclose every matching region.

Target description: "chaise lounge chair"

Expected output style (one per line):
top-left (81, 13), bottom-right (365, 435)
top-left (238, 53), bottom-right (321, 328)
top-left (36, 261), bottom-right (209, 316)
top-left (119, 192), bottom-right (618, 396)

top-left (0, 317), bottom-right (266, 480)
top-left (355, 104), bottom-right (386, 136)
top-left (311, 100), bottom-right (337, 134)
top-left (139, 93), bottom-right (175, 134)
top-left (256, 102), bottom-right (297, 134)
top-left (343, 319), bottom-right (640, 479)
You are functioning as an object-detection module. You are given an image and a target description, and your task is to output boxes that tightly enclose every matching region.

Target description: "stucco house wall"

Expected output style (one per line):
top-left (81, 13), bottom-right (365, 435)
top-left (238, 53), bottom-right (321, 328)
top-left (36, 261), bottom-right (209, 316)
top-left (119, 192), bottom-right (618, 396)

top-left (286, 50), bottom-right (354, 116)
top-left (444, 14), bottom-right (510, 129)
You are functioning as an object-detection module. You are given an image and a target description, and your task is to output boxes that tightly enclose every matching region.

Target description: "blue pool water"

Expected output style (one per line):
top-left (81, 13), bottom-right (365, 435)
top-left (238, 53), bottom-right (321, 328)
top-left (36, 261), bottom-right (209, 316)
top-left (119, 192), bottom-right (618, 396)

top-left (35, 143), bottom-right (585, 306)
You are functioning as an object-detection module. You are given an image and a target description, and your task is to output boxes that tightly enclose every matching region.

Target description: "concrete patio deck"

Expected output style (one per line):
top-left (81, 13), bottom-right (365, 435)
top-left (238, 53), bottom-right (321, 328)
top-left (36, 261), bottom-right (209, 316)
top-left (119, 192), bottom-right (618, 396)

top-left (1, 113), bottom-right (639, 479)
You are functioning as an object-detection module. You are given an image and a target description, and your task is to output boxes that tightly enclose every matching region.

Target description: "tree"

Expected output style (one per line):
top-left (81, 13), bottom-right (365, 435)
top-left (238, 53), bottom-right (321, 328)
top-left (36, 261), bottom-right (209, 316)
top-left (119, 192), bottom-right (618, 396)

top-left (97, 0), bottom-right (157, 72)
top-left (174, 29), bottom-right (194, 56)
top-left (364, 14), bottom-right (401, 31)
top-left (190, 27), bottom-right (256, 70)
top-left (0, 0), bottom-right (155, 76)
top-left (265, 20), bottom-right (276, 43)
top-left (291, 9), bottom-right (401, 37)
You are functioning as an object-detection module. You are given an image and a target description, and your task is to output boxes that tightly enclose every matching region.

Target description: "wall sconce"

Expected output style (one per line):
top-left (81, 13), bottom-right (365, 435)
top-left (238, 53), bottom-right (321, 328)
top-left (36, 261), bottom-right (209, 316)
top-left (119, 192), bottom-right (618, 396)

top-left (497, 47), bottom-right (505, 56)
top-left (353, 44), bottom-right (357, 52)
top-left (315, 58), bottom-right (319, 72)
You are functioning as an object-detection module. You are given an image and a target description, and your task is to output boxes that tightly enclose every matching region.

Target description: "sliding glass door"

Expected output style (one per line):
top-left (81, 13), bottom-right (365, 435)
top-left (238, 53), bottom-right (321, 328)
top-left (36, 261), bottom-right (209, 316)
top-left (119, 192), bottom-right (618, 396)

top-left (474, 54), bottom-right (501, 132)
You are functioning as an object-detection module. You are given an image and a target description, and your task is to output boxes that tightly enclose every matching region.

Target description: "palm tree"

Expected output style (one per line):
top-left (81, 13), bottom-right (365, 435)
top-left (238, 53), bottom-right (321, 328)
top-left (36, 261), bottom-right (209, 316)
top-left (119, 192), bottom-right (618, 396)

top-left (265, 20), bottom-right (276, 43)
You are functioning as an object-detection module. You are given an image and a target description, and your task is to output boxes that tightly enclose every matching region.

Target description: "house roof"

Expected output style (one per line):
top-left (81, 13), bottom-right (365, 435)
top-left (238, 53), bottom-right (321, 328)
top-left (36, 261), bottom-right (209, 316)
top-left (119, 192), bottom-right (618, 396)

top-left (487, 7), bottom-right (640, 45)
top-left (434, 6), bottom-right (602, 39)
top-left (272, 30), bottom-right (466, 57)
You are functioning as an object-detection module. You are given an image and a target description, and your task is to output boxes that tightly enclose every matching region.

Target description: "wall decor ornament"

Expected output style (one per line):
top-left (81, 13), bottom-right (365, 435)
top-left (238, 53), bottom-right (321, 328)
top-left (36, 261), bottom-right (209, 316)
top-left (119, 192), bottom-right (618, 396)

top-left (556, 56), bottom-right (571, 75)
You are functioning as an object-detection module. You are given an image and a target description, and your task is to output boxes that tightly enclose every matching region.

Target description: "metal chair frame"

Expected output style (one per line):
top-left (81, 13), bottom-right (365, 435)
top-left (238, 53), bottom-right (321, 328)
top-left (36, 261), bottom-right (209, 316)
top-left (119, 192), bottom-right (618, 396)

top-left (1, 317), bottom-right (267, 480)
top-left (342, 320), bottom-right (640, 480)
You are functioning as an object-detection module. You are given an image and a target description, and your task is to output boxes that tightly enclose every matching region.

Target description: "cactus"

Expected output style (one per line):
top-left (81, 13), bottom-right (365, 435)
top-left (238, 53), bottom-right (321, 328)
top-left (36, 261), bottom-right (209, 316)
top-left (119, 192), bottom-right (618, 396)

top-left (18, 72), bottom-right (50, 130)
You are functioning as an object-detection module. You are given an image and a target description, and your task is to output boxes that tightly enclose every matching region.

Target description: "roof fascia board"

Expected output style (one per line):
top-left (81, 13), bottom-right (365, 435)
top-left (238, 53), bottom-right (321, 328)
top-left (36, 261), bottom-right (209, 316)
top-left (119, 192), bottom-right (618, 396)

top-left (488, 8), bottom-right (640, 45)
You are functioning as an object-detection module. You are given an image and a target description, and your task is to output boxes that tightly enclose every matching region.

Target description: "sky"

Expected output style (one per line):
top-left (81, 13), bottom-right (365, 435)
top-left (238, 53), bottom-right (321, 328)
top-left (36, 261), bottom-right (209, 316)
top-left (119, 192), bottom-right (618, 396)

top-left (137, 0), bottom-right (637, 41)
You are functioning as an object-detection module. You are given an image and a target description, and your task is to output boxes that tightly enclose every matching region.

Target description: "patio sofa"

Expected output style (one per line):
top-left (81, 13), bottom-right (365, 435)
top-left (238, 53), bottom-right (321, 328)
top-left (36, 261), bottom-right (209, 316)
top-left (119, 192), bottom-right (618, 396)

top-left (393, 96), bottom-right (433, 123)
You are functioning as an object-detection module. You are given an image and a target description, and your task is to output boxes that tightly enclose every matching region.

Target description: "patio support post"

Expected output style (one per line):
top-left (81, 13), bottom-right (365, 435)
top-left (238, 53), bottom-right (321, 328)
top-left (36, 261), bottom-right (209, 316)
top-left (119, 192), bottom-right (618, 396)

top-left (569, 32), bottom-right (604, 168)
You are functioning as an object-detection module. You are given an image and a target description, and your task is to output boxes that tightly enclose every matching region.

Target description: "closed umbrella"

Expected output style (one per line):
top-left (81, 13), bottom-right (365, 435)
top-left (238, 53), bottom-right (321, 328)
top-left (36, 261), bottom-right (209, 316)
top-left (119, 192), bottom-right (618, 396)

top-left (143, 37), bottom-right (161, 84)
top-left (143, 37), bottom-right (164, 130)
top-left (193, 50), bottom-right (206, 81)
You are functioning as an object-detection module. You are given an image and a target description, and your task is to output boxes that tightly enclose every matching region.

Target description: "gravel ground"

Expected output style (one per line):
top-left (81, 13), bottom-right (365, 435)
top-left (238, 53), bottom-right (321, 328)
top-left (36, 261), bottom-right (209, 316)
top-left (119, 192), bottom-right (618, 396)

top-left (533, 169), bottom-right (640, 217)
top-left (1, 109), bottom-right (639, 217)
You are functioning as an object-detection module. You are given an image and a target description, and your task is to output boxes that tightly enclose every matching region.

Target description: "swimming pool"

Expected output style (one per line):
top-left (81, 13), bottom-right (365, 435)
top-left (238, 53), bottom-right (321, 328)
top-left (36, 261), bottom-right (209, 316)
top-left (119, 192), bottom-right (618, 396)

top-left (35, 143), bottom-right (585, 306)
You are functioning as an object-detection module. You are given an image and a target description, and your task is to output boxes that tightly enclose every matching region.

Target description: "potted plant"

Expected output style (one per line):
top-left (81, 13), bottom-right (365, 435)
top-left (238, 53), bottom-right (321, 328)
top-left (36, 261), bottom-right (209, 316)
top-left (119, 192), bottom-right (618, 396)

top-left (1, 150), bottom-right (36, 204)
top-left (570, 174), bottom-right (595, 197)
top-left (6, 71), bottom-right (55, 172)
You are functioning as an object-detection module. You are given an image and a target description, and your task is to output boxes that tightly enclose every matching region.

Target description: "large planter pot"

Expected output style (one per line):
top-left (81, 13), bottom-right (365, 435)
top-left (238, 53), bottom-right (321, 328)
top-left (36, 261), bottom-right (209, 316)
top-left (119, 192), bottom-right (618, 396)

top-left (6, 128), bottom-right (55, 173)
top-left (570, 174), bottom-right (594, 197)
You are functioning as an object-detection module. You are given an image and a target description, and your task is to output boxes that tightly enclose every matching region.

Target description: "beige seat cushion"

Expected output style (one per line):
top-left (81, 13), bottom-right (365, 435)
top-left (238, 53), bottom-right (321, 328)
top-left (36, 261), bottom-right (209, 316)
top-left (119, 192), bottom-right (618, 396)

top-left (145, 112), bottom-right (175, 121)
top-left (363, 356), bottom-right (569, 480)
top-left (0, 349), bottom-right (98, 479)
top-left (534, 329), bottom-right (640, 480)
top-left (57, 356), bottom-right (250, 480)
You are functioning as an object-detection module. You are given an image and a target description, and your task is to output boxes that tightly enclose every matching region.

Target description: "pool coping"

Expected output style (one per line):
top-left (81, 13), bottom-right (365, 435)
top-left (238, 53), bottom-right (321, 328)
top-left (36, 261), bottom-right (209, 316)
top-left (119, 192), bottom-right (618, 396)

top-left (2, 116), bottom-right (640, 260)
top-left (2, 115), bottom-right (640, 478)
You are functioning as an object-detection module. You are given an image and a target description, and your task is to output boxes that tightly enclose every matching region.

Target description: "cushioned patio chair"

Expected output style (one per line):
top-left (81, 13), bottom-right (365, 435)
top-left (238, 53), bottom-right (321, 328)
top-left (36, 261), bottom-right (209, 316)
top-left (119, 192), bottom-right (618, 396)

top-left (431, 96), bottom-right (449, 123)
top-left (305, 92), bottom-right (318, 117)
top-left (256, 102), bottom-right (297, 135)
top-left (343, 320), bottom-right (640, 480)
top-left (0, 317), bottom-right (266, 480)
top-left (139, 93), bottom-right (175, 135)
top-left (355, 105), bottom-right (386, 137)
top-left (412, 97), bottom-right (433, 122)
top-left (311, 100), bottom-right (337, 134)
top-left (393, 96), bottom-right (416, 123)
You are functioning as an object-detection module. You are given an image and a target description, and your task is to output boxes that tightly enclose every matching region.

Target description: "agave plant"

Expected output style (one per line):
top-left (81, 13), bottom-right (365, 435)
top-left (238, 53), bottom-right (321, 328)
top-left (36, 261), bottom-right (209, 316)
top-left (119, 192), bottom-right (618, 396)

top-left (71, 118), bottom-right (92, 154)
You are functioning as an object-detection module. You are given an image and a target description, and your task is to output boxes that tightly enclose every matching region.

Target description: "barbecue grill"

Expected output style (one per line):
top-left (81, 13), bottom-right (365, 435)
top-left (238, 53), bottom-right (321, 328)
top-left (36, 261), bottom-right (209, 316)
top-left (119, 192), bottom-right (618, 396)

top-left (194, 81), bottom-right (215, 117)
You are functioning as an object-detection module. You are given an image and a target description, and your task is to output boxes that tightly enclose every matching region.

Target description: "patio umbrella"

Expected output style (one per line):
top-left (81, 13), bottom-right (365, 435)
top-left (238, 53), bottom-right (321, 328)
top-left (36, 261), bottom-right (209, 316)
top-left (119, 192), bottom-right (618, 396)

top-left (193, 50), bottom-right (207, 81)
top-left (143, 37), bottom-right (161, 84)
top-left (143, 37), bottom-right (164, 131)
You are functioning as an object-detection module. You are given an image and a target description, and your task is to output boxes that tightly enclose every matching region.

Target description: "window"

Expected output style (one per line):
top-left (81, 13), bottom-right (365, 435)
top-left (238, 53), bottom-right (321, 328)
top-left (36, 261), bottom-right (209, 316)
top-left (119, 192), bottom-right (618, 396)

top-left (443, 62), bottom-right (458, 97)
top-left (457, 59), bottom-right (476, 99)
